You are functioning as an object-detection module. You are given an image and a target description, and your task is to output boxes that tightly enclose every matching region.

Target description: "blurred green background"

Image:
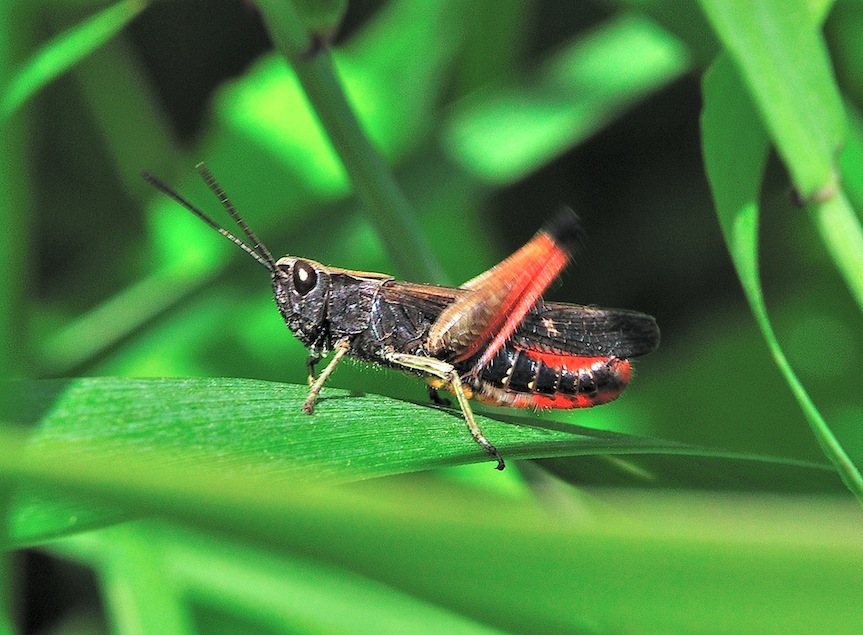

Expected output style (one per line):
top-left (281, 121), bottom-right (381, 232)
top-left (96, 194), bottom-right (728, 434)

top-left (2, 0), bottom-right (863, 633)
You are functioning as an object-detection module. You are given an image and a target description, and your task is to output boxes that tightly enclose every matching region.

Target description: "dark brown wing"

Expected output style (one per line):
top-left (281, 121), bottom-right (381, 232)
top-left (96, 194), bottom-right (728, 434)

top-left (379, 281), bottom-right (460, 316)
top-left (513, 303), bottom-right (660, 359)
top-left (381, 282), bottom-right (659, 359)
top-left (366, 282), bottom-right (460, 356)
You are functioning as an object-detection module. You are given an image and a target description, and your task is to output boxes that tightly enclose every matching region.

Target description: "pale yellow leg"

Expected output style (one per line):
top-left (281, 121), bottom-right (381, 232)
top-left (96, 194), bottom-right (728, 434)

top-left (385, 351), bottom-right (505, 470)
top-left (303, 341), bottom-right (350, 414)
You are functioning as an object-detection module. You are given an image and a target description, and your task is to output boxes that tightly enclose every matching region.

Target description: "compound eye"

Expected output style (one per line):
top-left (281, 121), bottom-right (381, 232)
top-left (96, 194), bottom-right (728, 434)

top-left (292, 260), bottom-right (318, 296)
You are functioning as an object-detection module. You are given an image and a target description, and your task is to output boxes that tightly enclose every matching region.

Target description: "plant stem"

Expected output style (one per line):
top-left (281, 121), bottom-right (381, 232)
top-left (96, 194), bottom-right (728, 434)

top-left (809, 189), bottom-right (863, 313)
top-left (254, 0), bottom-right (447, 283)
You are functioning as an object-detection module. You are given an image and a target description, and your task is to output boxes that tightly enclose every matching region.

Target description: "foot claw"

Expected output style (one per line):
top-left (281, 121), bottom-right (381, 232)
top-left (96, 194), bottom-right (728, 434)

top-left (492, 450), bottom-right (506, 471)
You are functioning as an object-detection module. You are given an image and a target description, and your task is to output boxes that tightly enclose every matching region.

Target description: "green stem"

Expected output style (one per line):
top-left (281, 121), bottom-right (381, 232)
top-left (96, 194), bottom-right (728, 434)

top-left (749, 289), bottom-right (863, 500)
top-left (254, 0), bottom-right (447, 283)
top-left (728, 196), bottom-right (863, 501)
top-left (809, 190), bottom-right (863, 314)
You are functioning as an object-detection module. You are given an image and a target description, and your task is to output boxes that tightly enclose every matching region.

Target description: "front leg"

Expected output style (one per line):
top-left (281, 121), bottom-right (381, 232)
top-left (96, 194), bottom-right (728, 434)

top-left (385, 351), bottom-right (505, 470)
top-left (306, 353), bottom-right (321, 386)
top-left (303, 341), bottom-right (350, 414)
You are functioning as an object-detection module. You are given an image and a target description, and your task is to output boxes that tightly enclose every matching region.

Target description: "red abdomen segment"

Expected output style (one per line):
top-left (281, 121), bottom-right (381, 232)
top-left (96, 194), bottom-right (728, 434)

top-left (467, 346), bottom-right (632, 409)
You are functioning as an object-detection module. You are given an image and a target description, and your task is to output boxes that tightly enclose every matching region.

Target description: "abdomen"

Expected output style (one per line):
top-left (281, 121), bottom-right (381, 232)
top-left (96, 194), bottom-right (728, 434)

top-left (464, 345), bottom-right (632, 409)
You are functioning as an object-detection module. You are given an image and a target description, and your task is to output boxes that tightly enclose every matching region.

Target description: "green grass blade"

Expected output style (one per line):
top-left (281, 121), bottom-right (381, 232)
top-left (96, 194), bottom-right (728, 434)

top-left (807, 189), bottom-right (863, 313)
top-left (253, 0), bottom-right (446, 283)
top-left (699, 0), bottom-right (844, 196)
top-left (52, 523), bottom-right (505, 635)
top-left (699, 0), bottom-right (863, 313)
top-left (1, 0), bottom-right (147, 120)
top-left (1, 376), bottom-right (832, 545)
top-left (701, 54), bottom-right (863, 502)
top-left (839, 104), bottom-right (863, 211)
top-left (72, 35), bottom-right (177, 195)
top-left (444, 14), bottom-right (691, 184)
top-left (82, 524), bottom-right (195, 635)
top-left (1, 429), bottom-right (861, 632)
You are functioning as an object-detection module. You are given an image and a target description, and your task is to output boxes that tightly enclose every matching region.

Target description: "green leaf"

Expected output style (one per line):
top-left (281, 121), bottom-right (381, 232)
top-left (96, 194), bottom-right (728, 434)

top-left (52, 522), bottom-right (504, 635)
top-left (1, 377), bottom-right (832, 545)
top-left (46, 502), bottom-right (863, 634)
top-left (84, 524), bottom-right (195, 635)
top-left (292, 0), bottom-right (347, 39)
top-left (700, 54), bottom-right (863, 502)
top-left (2, 431), bottom-right (861, 633)
top-left (807, 186), bottom-right (863, 314)
top-left (444, 14), bottom-right (691, 184)
top-left (1, 0), bottom-right (147, 119)
top-left (700, 1), bottom-right (863, 317)
top-left (698, 0), bottom-right (845, 197)
top-left (253, 0), bottom-right (448, 283)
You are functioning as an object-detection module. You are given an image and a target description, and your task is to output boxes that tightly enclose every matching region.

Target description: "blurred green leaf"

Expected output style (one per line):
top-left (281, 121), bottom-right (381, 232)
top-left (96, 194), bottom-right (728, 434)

top-left (53, 522), bottom-right (504, 635)
top-left (700, 54), bottom-right (863, 502)
top-left (254, 0), bottom-right (447, 282)
top-left (444, 14), bottom-right (690, 184)
top-left (2, 377), bottom-right (831, 545)
top-left (88, 523), bottom-right (195, 635)
top-left (1, 0), bottom-right (147, 119)
top-left (701, 1), bottom-right (863, 323)
top-left (214, 0), bottom-right (466, 199)
top-left (698, 0), bottom-right (844, 197)
top-left (807, 185), bottom-right (863, 314)
top-left (45, 502), bottom-right (863, 635)
top-left (1, 431), bottom-right (860, 633)
top-left (0, 5), bottom-right (30, 381)
top-left (292, 0), bottom-right (347, 40)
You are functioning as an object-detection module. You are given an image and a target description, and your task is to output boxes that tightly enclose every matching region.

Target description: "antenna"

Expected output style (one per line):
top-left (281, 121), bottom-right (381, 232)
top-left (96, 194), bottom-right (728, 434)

top-left (141, 165), bottom-right (277, 273)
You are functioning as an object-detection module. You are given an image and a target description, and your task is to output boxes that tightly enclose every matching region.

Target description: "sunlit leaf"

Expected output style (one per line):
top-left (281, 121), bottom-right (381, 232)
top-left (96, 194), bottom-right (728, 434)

top-left (444, 14), bottom-right (690, 184)
top-left (699, 0), bottom-right (844, 196)
top-left (700, 54), bottom-right (863, 501)
top-left (1, 0), bottom-right (147, 119)
top-left (2, 377), bottom-right (832, 544)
